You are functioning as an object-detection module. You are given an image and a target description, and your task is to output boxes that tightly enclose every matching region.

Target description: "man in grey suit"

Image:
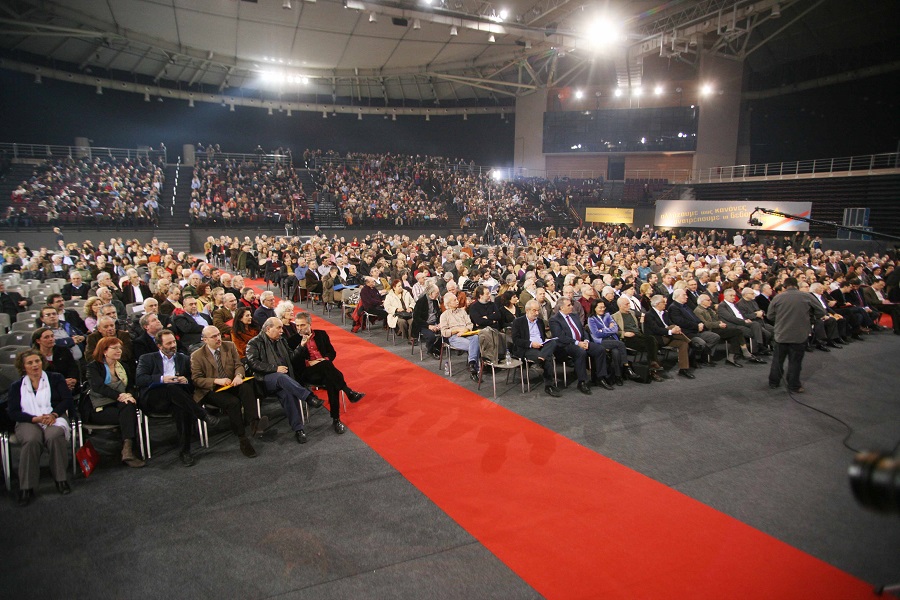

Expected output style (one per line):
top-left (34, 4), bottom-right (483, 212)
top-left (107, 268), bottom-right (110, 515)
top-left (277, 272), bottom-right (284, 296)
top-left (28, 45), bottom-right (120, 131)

top-left (767, 278), bottom-right (825, 393)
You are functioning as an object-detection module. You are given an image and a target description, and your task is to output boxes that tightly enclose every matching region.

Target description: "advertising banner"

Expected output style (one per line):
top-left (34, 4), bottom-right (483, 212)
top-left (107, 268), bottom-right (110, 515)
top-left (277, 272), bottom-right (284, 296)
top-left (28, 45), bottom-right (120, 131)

top-left (654, 200), bottom-right (812, 231)
top-left (584, 207), bottom-right (634, 224)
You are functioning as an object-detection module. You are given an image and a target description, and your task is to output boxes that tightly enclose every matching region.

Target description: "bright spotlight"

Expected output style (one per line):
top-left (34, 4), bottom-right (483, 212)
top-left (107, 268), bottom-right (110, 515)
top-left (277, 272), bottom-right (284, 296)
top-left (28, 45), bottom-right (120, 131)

top-left (574, 89), bottom-right (584, 99)
top-left (498, 8), bottom-right (509, 20)
top-left (701, 83), bottom-right (713, 96)
top-left (585, 17), bottom-right (621, 50)
top-left (491, 170), bottom-right (502, 181)
top-left (613, 88), bottom-right (623, 97)
top-left (633, 87), bottom-right (642, 97)
top-left (654, 85), bottom-right (663, 95)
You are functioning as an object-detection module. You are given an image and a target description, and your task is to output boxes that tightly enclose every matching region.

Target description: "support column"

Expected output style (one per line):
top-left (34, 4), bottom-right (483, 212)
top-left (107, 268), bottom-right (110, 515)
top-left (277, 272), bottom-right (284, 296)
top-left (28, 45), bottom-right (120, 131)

top-left (183, 144), bottom-right (195, 167)
top-left (74, 137), bottom-right (90, 158)
top-left (693, 53), bottom-right (744, 172)
top-left (513, 89), bottom-right (548, 174)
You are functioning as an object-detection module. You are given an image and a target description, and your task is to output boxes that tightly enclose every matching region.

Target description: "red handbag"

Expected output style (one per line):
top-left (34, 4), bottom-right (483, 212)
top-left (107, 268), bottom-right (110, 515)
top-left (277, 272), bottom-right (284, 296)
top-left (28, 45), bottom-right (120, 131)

top-left (76, 440), bottom-right (100, 478)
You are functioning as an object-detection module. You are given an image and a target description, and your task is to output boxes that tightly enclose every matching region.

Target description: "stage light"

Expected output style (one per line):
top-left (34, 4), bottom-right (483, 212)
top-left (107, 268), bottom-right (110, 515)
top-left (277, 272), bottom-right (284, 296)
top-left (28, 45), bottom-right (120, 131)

top-left (450, 26), bottom-right (458, 36)
top-left (701, 83), bottom-right (713, 96)
top-left (633, 87), bottom-right (643, 97)
top-left (96, 84), bottom-right (103, 95)
top-left (584, 17), bottom-right (621, 51)
top-left (413, 19), bottom-right (421, 29)
top-left (498, 9), bottom-right (508, 20)
top-left (323, 110), bottom-right (327, 118)
top-left (286, 108), bottom-right (292, 116)
top-left (392, 113), bottom-right (396, 121)
top-left (491, 170), bottom-right (502, 181)
top-left (574, 89), bottom-right (584, 99)
top-left (613, 88), bottom-right (623, 97)
top-left (188, 98), bottom-right (194, 107)
top-left (654, 85), bottom-right (663, 96)
top-left (369, 12), bottom-right (377, 22)
top-left (358, 112), bottom-right (363, 120)
top-left (488, 34), bottom-right (495, 43)
top-left (268, 107), bottom-right (273, 115)
top-left (283, 0), bottom-right (292, 8)
top-left (144, 92), bottom-right (151, 102)
top-left (425, 113), bottom-right (430, 121)
top-left (463, 112), bottom-right (467, 120)
top-left (229, 104), bottom-right (235, 112)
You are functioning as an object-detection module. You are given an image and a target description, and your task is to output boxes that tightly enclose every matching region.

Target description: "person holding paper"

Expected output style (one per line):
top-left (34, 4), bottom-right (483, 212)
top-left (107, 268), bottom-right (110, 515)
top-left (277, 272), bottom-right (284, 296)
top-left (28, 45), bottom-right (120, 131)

top-left (191, 326), bottom-right (268, 459)
top-left (511, 300), bottom-right (561, 397)
top-left (440, 292), bottom-right (481, 382)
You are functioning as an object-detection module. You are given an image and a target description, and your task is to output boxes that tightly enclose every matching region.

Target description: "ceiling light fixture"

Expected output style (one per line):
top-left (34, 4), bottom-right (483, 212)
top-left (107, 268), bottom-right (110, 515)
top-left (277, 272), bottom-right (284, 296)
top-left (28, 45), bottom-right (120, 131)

top-left (488, 34), bottom-right (496, 42)
top-left (450, 26), bottom-right (458, 36)
top-left (369, 12), bottom-right (377, 22)
top-left (282, 0), bottom-right (292, 8)
top-left (188, 98), bottom-right (195, 107)
top-left (413, 19), bottom-right (421, 29)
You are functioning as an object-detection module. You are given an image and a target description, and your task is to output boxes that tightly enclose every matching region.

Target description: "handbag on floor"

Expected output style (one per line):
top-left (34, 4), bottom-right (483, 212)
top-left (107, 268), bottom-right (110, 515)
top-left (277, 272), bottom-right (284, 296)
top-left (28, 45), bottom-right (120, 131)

top-left (76, 440), bottom-right (100, 478)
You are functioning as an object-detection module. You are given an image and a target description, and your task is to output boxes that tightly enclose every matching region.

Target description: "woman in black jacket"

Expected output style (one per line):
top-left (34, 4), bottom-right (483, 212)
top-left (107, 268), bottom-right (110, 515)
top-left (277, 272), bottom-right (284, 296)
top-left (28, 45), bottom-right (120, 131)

top-left (85, 337), bottom-right (145, 468)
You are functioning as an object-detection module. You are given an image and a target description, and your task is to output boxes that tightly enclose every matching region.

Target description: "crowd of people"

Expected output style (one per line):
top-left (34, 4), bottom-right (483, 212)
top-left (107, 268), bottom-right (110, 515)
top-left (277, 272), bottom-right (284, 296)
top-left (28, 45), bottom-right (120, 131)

top-left (188, 157), bottom-right (312, 226)
top-left (5, 156), bottom-right (165, 227)
top-left (205, 222), bottom-right (897, 398)
top-left (0, 235), bottom-right (366, 507)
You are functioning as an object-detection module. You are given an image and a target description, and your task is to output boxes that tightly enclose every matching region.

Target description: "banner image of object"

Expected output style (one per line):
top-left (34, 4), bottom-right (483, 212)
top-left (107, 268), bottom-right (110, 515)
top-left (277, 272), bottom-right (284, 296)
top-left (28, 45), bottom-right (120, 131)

top-left (585, 207), bottom-right (634, 224)
top-left (654, 200), bottom-right (812, 231)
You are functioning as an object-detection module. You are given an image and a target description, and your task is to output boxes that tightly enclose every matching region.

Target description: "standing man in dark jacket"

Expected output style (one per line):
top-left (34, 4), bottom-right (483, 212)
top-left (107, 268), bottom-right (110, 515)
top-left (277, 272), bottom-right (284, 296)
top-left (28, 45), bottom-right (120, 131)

top-left (767, 278), bottom-right (826, 393)
top-left (0, 279), bottom-right (30, 321)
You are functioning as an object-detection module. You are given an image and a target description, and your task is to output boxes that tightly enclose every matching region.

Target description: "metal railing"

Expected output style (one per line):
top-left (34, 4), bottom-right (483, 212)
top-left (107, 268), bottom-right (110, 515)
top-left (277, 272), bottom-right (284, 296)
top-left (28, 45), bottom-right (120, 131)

top-left (0, 142), bottom-right (166, 164)
top-left (691, 152), bottom-right (900, 183)
top-left (193, 151), bottom-right (293, 167)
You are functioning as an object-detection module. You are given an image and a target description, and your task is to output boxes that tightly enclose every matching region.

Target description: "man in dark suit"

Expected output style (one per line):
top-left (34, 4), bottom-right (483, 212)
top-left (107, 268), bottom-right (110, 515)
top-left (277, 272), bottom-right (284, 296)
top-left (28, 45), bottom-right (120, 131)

top-left (549, 297), bottom-right (612, 394)
top-left (412, 284), bottom-right (442, 359)
top-left (862, 278), bottom-right (900, 334)
top-left (172, 296), bottom-right (212, 353)
top-left (61, 271), bottom-right (90, 300)
top-left (46, 293), bottom-right (88, 335)
top-left (717, 288), bottom-right (768, 355)
top-left (190, 325), bottom-right (265, 458)
top-left (133, 313), bottom-right (164, 359)
top-left (290, 311), bottom-right (365, 434)
top-left (668, 289), bottom-right (719, 366)
top-left (159, 284), bottom-right (183, 318)
top-left (121, 269), bottom-right (153, 305)
top-left (0, 279), bottom-right (31, 321)
top-left (510, 300), bottom-right (561, 397)
top-left (135, 329), bottom-right (220, 467)
top-left (767, 278), bottom-right (826, 393)
top-left (644, 294), bottom-right (694, 379)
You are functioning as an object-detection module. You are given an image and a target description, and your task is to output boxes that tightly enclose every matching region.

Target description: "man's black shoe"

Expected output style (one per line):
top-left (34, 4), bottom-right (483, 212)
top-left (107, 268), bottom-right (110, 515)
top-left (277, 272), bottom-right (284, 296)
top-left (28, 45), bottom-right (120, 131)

top-left (429, 350), bottom-right (441, 360)
top-left (295, 430), bottom-right (308, 444)
top-left (56, 481), bottom-right (71, 495)
top-left (678, 369), bottom-right (696, 379)
top-left (805, 345), bottom-right (815, 352)
top-left (204, 413), bottom-right (221, 428)
top-left (725, 358), bottom-right (743, 368)
top-left (307, 396), bottom-right (324, 409)
top-left (577, 382), bottom-right (592, 395)
top-left (544, 385), bottom-right (562, 398)
top-left (826, 341), bottom-right (842, 349)
top-left (815, 343), bottom-right (830, 352)
top-left (333, 420), bottom-right (346, 434)
top-left (596, 378), bottom-right (614, 391)
top-left (18, 489), bottom-right (34, 507)
top-left (179, 451), bottom-right (195, 467)
top-left (347, 390), bottom-right (365, 403)
top-left (747, 355), bottom-right (766, 364)
top-left (615, 376), bottom-right (624, 386)
top-left (769, 382), bottom-right (780, 389)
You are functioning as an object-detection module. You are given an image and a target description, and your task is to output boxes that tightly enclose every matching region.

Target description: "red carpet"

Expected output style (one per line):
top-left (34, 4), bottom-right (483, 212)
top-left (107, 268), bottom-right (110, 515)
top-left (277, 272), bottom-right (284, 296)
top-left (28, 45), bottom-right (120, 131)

top-left (253, 284), bottom-right (871, 598)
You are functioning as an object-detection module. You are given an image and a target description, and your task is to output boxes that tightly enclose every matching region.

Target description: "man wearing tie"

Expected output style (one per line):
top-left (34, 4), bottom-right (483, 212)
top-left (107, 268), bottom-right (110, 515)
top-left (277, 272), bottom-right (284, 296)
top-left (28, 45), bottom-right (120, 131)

top-left (191, 325), bottom-right (268, 459)
top-left (549, 297), bottom-right (612, 395)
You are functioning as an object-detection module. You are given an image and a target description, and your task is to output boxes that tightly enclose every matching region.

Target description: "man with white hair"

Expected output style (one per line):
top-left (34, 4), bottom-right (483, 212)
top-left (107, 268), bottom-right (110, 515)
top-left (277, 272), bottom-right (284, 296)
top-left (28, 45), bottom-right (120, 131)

top-left (643, 294), bottom-right (694, 379)
top-left (245, 317), bottom-right (324, 444)
top-left (668, 288), bottom-right (720, 367)
top-left (440, 292), bottom-right (481, 382)
top-left (253, 290), bottom-right (277, 328)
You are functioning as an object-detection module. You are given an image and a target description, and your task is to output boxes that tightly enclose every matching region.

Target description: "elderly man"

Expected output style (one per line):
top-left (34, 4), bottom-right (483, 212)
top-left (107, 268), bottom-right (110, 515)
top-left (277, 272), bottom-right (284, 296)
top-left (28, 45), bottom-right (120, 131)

top-left (122, 268), bottom-right (152, 305)
top-left (412, 284), bottom-right (442, 359)
top-left (353, 276), bottom-right (388, 333)
top-left (172, 296), bottom-right (212, 353)
top-left (809, 282), bottom-right (849, 348)
top-left (737, 287), bottom-right (776, 349)
top-left (644, 294), bottom-right (694, 379)
top-left (245, 317), bottom-right (323, 444)
top-left (291, 311), bottom-right (365, 434)
top-left (213, 293), bottom-right (239, 339)
top-left (552, 285), bottom-right (585, 323)
top-left (668, 288), bottom-right (720, 367)
top-left (612, 297), bottom-right (664, 381)
top-left (136, 329), bottom-right (221, 467)
top-left (85, 315), bottom-right (134, 367)
top-left (549, 297), bottom-right (612, 393)
top-left (96, 285), bottom-right (126, 320)
top-left (191, 325), bottom-right (265, 458)
top-left (440, 292), bottom-right (481, 382)
top-left (693, 294), bottom-right (764, 367)
top-left (253, 290), bottom-right (277, 327)
top-left (717, 288), bottom-right (769, 356)
top-left (61, 271), bottom-right (90, 300)
top-left (511, 300), bottom-right (561, 397)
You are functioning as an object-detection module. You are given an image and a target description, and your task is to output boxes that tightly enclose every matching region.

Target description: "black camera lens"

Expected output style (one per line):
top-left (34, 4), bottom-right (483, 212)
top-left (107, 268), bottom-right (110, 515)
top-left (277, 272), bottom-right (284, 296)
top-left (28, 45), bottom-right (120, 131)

top-left (849, 452), bottom-right (900, 515)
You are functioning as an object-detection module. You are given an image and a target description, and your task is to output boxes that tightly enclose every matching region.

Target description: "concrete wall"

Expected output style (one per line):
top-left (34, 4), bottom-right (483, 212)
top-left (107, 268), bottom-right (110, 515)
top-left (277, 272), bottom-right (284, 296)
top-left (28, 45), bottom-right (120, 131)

top-left (693, 53), bottom-right (744, 172)
top-left (513, 89), bottom-right (549, 174)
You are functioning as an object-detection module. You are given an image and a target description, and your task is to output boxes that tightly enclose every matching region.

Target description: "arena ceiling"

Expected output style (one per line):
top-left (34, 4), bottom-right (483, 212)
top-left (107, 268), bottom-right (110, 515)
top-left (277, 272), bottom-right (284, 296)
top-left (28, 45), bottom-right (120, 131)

top-left (0, 0), bottom-right (898, 112)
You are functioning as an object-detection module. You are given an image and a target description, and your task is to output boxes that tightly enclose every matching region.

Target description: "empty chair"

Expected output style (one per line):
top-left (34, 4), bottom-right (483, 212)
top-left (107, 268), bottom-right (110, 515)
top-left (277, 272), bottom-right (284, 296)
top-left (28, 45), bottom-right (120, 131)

top-left (0, 332), bottom-right (31, 347)
top-left (15, 310), bottom-right (41, 324)
top-left (10, 321), bottom-right (37, 333)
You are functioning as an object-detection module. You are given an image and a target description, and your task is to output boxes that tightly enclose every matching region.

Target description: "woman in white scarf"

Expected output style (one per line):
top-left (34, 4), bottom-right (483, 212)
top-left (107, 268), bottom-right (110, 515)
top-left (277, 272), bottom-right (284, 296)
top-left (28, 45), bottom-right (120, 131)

top-left (6, 349), bottom-right (75, 507)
